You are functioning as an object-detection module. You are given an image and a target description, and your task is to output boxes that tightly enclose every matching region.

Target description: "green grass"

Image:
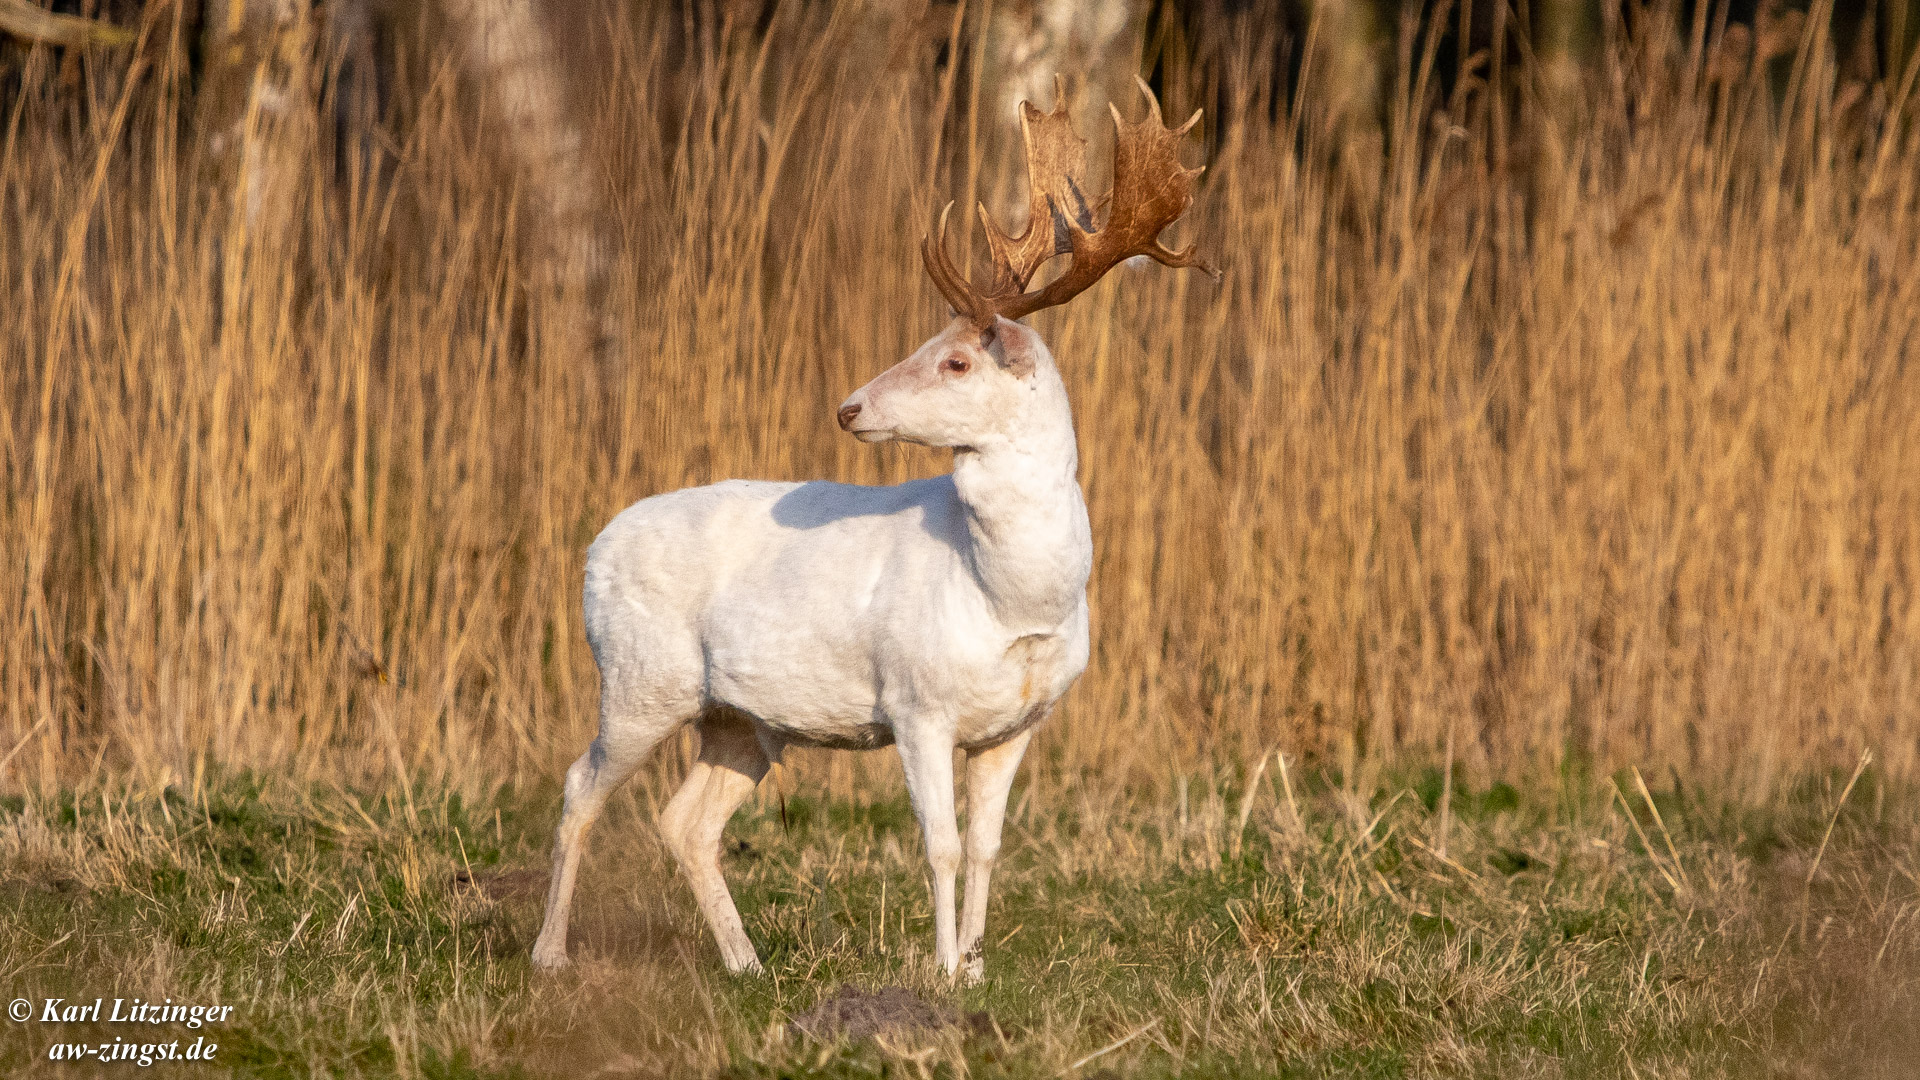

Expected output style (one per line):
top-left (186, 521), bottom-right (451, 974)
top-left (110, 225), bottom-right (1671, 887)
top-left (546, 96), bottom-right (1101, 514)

top-left (0, 765), bottom-right (1914, 1078)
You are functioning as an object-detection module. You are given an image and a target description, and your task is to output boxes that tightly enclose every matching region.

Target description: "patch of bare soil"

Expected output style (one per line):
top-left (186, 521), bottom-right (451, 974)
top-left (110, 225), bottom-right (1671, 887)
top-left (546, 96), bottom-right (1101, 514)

top-left (450, 867), bottom-right (548, 901)
top-left (788, 985), bottom-right (988, 1043)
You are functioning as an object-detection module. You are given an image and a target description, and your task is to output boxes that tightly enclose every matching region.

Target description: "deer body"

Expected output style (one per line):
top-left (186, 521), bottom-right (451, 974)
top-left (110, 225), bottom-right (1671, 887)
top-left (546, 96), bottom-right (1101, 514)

top-left (533, 77), bottom-right (1208, 981)
top-left (534, 320), bottom-right (1090, 979)
top-left (582, 334), bottom-right (1090, 756)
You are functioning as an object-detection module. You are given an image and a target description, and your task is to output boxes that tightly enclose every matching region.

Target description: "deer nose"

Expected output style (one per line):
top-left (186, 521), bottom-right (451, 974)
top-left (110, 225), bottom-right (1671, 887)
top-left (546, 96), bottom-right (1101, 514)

top-left (836, 403), bottom-right (862, 430)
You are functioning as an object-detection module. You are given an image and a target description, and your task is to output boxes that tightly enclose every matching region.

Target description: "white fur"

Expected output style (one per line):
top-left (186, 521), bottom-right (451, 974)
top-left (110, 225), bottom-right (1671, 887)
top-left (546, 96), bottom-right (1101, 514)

top-left (531, 316), bottom-right (1091, 981)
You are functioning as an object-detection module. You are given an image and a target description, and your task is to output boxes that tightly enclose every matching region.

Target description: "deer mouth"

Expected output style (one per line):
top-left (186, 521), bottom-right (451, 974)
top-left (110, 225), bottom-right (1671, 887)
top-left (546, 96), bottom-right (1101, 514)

top-left (836, 398), bottom-right (895, 442)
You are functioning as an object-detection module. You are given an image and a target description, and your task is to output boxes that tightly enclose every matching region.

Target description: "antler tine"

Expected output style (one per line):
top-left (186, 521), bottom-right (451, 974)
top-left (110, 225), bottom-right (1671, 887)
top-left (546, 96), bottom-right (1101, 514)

top-left (1133, 73), bottom-right (1163, 126)
top-left (921, 202), bottom-right (987, 322)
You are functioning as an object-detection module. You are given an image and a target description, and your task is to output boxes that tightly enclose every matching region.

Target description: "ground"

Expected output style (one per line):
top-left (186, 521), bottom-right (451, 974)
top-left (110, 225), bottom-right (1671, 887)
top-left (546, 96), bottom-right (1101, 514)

top-left (0, 763), bottom-right (1914, 1078)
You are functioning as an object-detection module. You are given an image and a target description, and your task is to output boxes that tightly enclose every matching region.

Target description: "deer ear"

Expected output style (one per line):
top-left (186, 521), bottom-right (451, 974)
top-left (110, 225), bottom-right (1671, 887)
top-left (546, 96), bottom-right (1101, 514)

top-left (985, 324), bottom-right (1036, 378)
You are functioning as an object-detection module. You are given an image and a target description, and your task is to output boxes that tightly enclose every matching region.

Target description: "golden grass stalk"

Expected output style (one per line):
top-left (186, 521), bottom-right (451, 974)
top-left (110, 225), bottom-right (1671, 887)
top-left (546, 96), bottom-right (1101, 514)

top-left (0, 1), bottom-right (1914, 806)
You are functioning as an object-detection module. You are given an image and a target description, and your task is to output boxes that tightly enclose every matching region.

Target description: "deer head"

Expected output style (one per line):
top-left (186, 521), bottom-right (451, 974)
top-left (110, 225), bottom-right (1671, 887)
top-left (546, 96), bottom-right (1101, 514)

top-left (838, 318), bottom-right (1053, 448)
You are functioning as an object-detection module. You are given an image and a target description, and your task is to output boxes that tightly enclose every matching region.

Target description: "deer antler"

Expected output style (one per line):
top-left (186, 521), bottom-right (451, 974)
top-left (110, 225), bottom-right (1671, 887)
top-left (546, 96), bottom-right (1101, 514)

top-left (923, 75), bottom-right (1215, 328)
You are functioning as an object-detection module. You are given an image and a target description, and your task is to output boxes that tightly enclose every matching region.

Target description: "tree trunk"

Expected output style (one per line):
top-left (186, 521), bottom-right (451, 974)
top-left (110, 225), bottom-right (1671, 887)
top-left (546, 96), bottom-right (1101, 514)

top-left (1535, 0), bottom-right (1588, 124)
top-left (976, 0), bottom-right (1143, 225)
top-left (199, 0), bottom-right (319, 233)
top-left (1306, 0), bottom-right (1382, 131)
top-left (439, 0), bottom-right (607, 312)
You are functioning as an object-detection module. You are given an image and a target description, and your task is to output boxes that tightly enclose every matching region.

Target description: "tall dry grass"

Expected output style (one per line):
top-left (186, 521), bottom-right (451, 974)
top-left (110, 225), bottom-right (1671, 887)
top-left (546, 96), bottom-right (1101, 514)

top-left (1, 1), bottom-right (1915, 803)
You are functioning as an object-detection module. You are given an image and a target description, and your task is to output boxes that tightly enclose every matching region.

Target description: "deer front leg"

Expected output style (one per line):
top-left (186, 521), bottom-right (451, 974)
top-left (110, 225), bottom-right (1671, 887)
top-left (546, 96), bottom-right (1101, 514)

top-left (959, 728), bottom-right (1032, 983)
top-left (894, 722), bottom-right (963, 975)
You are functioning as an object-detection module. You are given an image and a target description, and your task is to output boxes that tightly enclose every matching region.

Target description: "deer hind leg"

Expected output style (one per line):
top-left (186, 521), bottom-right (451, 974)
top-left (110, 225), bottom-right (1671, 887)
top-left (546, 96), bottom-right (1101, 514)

top-left (533, 660), bottom-right (699, 971)
top-left (959, 727), bottom-right (1032, 984)
top-left (657, 709), bottom-right (774, 974)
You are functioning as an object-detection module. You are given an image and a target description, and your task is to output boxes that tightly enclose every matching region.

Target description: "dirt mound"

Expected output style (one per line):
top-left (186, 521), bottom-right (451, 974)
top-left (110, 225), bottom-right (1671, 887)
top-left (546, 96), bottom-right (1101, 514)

top-left (788, 986), bottom-right (959, 1042)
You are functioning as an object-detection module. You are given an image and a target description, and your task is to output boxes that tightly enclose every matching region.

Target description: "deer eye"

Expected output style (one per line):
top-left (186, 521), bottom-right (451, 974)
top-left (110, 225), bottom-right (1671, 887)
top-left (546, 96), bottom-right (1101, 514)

top-left (940, 354), bottom-right (971, 375)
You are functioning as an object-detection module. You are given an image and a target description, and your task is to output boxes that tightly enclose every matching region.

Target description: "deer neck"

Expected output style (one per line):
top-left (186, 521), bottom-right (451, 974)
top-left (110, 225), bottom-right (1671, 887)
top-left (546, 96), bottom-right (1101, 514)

top-left (949, 377), bottom-right (1091, 635)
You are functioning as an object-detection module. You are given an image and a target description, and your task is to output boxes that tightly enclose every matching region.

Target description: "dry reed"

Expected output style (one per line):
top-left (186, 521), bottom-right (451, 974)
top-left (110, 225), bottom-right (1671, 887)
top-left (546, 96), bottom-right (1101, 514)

top-left (1, 0), bottom-right (1915, 805)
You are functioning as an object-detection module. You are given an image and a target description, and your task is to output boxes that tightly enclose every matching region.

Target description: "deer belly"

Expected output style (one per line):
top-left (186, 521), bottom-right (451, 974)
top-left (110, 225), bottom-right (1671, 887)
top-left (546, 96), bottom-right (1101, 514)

top-left (702, 640), bottom-right (889, 748)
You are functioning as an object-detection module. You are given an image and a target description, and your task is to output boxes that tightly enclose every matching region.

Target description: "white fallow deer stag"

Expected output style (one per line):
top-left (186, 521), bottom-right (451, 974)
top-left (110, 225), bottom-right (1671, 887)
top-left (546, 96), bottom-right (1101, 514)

top-left (532, 76), bottom-right (1212, 982)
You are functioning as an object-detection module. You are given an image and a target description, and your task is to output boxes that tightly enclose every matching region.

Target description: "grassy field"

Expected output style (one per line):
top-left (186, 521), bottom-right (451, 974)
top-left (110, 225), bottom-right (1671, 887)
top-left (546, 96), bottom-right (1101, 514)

top-left (1, 768), bottom-right (1916, 1078)
top-left (3, 0), bottom-right (1919, 1075)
